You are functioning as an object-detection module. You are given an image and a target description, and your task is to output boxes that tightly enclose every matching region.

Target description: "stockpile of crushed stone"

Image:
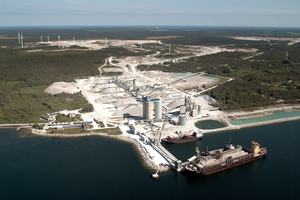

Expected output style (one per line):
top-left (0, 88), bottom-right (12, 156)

top-left (112, 103), bottom-right (143, 117)
top-left (113, 98), bottom-right (130, 107)
top-left (100, 87), bottom-right (124, 94)
top-left (44, 82), bottom-right (80, 94)
top-left (166, 99), bottom-right (184, 109)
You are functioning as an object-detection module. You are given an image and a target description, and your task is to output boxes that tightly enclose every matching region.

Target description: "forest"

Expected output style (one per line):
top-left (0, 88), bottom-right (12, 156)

top-left (0, 26), bottom-right (300, 122)
top-left (138, 41), bottom-right (300, 110)
top-left (0, 46), bottom-right (152, 123)
top-left (1, 26), bottom-right (300, 46)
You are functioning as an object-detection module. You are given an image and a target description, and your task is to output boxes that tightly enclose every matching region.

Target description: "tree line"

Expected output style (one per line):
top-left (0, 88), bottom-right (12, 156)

top-left (138, 42), bottom-right (300, 110)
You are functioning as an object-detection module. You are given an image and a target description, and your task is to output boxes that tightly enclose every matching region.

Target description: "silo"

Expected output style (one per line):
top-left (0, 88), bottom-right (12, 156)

top-left (143, 99), bottom-right (146, 119)
top-left (198, 105), bottom-right (201, 114)
top-left (155, 100), bottom-right (162, 120)
top-left (178, 114), bottom-right (187, 126)
top-left (146, 101), bottom-right (153, 121)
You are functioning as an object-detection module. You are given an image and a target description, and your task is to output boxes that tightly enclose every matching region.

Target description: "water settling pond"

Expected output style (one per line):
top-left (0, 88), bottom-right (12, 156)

top-left (173, 73), bottom-right (196, 77)
top-left (195, 120), bottom-right (226, 130)
top-left (202, 75), bottom-right (220, 80)
top-left (230, 111), bottom-right (300, 125)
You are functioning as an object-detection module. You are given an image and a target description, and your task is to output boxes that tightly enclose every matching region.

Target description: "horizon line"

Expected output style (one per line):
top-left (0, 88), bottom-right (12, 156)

top-left (1, 25), bottom-right (300, 29)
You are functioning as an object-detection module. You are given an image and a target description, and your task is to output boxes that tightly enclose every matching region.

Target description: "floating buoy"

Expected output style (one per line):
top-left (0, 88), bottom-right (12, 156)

top-left (152, 174), bottom-right (159, 179)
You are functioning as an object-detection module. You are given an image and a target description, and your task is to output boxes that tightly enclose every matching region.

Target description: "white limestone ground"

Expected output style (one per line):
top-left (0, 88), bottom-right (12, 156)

top-left (39, 38), bottom-right (300, 172)
top-left (230, 36), bottom-right (300, 46)
top-left (44, 82), bottom-right (80, 94)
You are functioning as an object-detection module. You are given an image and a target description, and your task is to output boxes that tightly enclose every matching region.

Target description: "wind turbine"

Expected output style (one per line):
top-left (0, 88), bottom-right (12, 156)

top-left (58, 35), bottom-right (60, 48)
top-left (21, 33), bottom-right (24, 48)
top-left (18, 32), bottom-right (20, 44)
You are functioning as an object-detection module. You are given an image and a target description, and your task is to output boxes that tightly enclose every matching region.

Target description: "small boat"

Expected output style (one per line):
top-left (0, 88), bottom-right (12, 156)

top-left (161, 130), bottom-right (203, 144)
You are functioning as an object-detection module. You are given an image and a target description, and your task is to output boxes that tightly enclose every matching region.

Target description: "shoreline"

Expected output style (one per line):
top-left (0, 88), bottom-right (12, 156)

top-left (29, 129), bottom-right (165, 172)
top-left (200, 105), bottom-right (300, 134)
top-left (2, 105), bottom-right (299, 172)
top-left (226, 105), bottom-right (300, 120)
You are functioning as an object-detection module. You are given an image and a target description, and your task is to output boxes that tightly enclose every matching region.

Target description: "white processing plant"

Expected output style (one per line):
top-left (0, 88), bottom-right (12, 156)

top-left (74, 71), bottom-right (224, 174)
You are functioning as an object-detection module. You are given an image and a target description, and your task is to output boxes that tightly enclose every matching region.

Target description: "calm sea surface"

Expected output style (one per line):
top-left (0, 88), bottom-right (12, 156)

top-left (1, 120), bottom-right (300, 200)
top-left (230, 111), bottom-right (300, 125)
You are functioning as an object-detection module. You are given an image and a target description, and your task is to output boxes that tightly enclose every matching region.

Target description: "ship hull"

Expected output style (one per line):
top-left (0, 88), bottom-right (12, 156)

top-left (186, 145), bottom-right (268, 175)
top-left (199, 153), bottom-right (267, 175)
top-left (162, 136), bottom-right (203, 144)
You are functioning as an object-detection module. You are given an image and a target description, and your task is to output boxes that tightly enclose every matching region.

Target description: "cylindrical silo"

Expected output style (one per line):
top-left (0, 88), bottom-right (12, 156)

top-left (155, 100), bottom-right (162, 120)
top-left (198, 105), bottom-right (201, 114)
top-left (178, 114), bottom-right (187, 126)
top-left (143, 99), bottom-right (146, 119)
top-left (146, 101), bottom-right (153, 121)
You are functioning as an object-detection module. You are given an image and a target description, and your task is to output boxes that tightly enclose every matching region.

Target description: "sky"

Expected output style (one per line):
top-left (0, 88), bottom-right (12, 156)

top-left (1, 0), bottom-right (299, 27)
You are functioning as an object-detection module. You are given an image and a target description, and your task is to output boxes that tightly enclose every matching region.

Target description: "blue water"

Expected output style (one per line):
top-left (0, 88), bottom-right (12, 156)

top-left (202, 75), bottom-right (220, 80)
top-left (173, 73), bottom-right (195, 77)
top-left (230, 111), bottom-right (300, 125)
top-left (195, 120), bottom-right (226, 129)
top-left (1, 120), bottom-right (300, 200)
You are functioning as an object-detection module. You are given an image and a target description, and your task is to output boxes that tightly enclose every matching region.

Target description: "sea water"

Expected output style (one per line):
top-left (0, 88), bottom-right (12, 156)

top-left (1, 120), bottom-right (300, 200)
top-left (230, 111), bottom-right (300, 125)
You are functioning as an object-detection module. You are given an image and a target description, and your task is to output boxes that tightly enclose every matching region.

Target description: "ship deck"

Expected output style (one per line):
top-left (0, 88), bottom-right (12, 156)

top-left (198, 147), bottom-right (250, 167)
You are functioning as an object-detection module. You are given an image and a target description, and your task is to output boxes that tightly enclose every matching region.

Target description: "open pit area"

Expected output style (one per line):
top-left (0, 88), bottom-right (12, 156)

top-left (38, 37), bottom-right (237, 170)
top-left (40, 36), bottom-right (300, 171)
top-left (44, 65), bottom-right (225, 169)
top-left (71, 69), bottom-right (224, 170)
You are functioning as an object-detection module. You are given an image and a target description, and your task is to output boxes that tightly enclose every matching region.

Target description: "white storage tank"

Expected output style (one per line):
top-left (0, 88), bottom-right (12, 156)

top-left (155, 100), bottom-right (162, 120)
top-left (178, 114), bottom-right (187, 126)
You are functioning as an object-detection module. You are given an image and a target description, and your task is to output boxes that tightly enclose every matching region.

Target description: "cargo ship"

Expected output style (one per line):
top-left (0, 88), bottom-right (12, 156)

top-left (185, 139), bottom-right (267, 175)
top-left (161, 130), bottom-right (203, 144)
